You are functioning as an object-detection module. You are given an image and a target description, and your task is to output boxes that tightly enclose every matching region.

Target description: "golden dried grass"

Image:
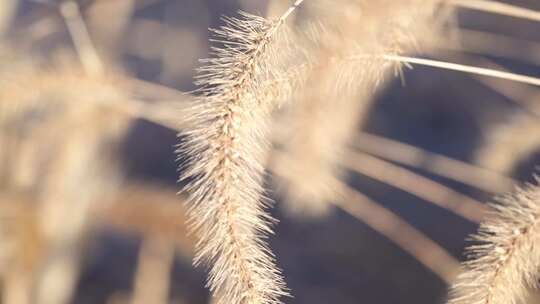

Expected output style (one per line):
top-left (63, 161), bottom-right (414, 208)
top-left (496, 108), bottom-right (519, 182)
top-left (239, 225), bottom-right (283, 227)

top-left (448, 183), bottom-right (540, 304)
top-left (2, 1), bottom-right (540, 304)
top-left (178, 2), bottom-right (304, 303)
top-left (272, 0), bottom-right (449, 217)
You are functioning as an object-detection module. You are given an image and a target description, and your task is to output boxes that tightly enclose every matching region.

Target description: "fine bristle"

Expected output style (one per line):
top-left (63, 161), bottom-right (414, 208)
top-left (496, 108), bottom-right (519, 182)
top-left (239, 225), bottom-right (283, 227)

top-left (178, 8), bottom-right (301, 304)
top-left (448, 182), bottom-right (540, 304)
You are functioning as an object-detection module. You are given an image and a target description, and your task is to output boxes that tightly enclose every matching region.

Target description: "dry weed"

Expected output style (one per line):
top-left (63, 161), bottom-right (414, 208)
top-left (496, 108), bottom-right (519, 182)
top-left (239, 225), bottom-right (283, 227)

top-left (178, 2), bottom-right (304, 303)
top-left (2, 1), bottom-right (540, 304)
top-left (272, 0), bottom-right (450, 217)
top-left (448, 182), bottom-right (540, 304)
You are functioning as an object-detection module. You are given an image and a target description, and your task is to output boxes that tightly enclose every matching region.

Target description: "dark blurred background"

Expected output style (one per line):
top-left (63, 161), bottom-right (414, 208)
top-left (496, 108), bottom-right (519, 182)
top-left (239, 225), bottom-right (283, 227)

top-left (4, 0), bottom-right (540, 303)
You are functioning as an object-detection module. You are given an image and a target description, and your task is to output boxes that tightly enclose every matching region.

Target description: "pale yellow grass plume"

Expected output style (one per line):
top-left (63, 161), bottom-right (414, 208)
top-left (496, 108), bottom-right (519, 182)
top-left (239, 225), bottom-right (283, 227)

top-left (448, 182), bottom-right (540, 304)
top-left (476, 112), bottom-right (540, 175)
top-left (178, 2), bottom-right (305, 303)
top-left (273, 0), bottom-right (450, 217)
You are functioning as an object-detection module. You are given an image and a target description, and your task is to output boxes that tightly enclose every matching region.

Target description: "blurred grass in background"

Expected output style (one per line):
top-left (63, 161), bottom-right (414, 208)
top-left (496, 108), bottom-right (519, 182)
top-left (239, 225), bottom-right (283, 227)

top-left (1, 0), bottom-right (539, 303)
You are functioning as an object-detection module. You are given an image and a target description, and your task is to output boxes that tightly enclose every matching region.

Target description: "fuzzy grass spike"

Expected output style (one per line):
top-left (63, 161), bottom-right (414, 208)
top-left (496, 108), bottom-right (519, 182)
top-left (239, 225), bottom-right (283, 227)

top-left (178, 1), bottom-right (304, 304)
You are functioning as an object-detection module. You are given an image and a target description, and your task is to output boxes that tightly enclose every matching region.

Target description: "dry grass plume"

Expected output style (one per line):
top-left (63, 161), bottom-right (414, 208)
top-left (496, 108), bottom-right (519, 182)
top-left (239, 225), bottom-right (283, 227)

top-left (448, 182), bottom-right (540, 304)
top-left (178, 2), bottom-right (305, 303)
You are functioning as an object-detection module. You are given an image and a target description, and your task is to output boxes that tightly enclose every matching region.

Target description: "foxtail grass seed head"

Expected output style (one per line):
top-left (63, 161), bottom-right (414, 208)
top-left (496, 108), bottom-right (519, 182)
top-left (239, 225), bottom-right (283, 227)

top-left (178, 3), bottom-right (304, 303)
top-left (448, 182), bottom-right (540, 304)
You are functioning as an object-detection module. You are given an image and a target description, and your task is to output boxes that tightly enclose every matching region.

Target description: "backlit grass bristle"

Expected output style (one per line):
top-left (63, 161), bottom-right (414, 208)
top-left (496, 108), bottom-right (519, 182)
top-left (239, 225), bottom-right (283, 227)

top-left (178, 2), bottom-right (304, 303)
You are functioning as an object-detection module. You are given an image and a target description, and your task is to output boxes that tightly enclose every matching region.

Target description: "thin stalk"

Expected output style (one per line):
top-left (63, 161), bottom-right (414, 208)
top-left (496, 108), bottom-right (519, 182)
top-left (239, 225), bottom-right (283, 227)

top-left (59, 1), bottom-right (104, 76)
top-left (448, 0), bottom-right (540, 23)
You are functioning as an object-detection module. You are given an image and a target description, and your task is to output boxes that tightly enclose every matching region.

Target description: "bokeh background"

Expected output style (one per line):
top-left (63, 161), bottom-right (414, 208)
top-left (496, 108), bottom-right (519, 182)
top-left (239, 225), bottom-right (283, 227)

top-left (2, 0), bottom-right (540, 303)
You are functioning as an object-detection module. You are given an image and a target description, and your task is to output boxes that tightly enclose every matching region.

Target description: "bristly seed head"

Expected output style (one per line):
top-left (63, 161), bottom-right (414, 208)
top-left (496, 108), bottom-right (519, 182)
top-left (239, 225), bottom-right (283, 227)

top-left (448, 182), bottom-right (540, 304)
top-left (178, 5), bottom-right (303, 304)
